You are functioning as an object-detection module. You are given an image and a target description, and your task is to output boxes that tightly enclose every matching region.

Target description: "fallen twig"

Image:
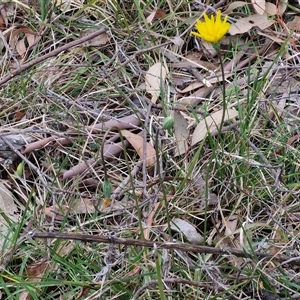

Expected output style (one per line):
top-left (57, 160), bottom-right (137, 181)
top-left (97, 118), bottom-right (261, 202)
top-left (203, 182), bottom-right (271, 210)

top-left (0, 28), bottom-right (106, 86)
top-left (30, 231), bottom-right (300, 266)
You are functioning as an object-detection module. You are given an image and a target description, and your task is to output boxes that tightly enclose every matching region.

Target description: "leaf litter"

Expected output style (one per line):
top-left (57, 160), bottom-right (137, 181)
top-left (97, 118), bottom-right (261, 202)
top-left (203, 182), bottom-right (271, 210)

top-left (0, 0), bottom-right (299, 299)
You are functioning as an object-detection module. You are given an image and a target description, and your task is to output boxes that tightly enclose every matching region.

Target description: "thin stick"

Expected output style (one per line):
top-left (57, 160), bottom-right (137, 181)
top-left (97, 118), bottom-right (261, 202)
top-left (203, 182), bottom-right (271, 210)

top-left (30, 231), bottom-right (300, 266)
top-left (0, 28), bottom-right (106, 86)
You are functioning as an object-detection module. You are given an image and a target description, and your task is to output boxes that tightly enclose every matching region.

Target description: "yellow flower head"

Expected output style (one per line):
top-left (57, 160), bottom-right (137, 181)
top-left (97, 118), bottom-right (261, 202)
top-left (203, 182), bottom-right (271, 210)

top-left (191, 10), bottom-right (230, 43)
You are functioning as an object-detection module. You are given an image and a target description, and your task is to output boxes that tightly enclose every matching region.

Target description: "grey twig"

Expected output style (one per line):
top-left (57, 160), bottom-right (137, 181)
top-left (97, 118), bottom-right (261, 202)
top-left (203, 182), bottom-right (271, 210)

top-left (0, 28), bottom-right (106, 86)
top-left (30, 231), bottom-right (300, 266)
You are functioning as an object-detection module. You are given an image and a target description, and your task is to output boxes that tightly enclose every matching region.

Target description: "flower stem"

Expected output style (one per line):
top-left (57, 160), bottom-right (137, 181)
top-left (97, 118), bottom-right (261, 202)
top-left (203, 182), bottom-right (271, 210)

top-left (217, 49), bottom-right (227, 135)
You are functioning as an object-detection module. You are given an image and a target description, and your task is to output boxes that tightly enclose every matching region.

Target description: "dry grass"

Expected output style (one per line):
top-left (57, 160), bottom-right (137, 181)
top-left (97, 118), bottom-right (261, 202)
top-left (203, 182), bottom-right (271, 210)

top-left (0, 0), bottom-right (299, 299)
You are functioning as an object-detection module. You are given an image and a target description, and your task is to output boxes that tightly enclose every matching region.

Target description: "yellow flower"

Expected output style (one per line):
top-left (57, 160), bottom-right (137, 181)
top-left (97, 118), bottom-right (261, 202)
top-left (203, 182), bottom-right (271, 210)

top-left (191, 10), bottom-right (230, 43)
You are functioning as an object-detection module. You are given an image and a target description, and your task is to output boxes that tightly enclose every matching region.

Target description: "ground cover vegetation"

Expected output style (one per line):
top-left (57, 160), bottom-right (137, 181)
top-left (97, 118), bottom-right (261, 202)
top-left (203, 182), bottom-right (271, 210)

top-left (0, 0), bottom-right (299, 299)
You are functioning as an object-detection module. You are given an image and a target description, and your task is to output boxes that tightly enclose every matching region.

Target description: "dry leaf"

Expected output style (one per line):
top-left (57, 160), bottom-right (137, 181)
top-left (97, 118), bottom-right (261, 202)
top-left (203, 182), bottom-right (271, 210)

top-left (145, 62), bottom-right (167, 103)
top-left (81, 28), bottom-right (110, 46)
top-left (3, 3), bottom-right (15, 18)
top-left (144, 202), bottom-right (160, 240)
top-left (0, 3), bottom-right (17, 28)
top-left (171, 36), bottom-right (184, 47)
top-left (173, 111), bottom-right (189, 156)
top-left (171, 218), bottom-right (203, 244)
top-left (57, 240), bottom-right (75, 256)
top-left (217, 215), bottom-right (245, 267)
top-left (277, 0), bottom-right (287, 15)
top-left (264, 2), bottom-right (277, 15)
top-left (0, 5), bottom-right (8, 28)
top-left (224, 1), bottom-right (248, 14)
top-left (0, 182), bottom-right (18, 250)
top-left (192, 109), bottom-right (239, 145)
top-left (16, 32), bottom-right (35, 57)
top-left (62, 158), bottom-right (95, 179)
top-left (9, 26), bottom-right (37, 57)
top-left (225, 215), bottom-right (238, 236)
top-left (70, 198), bottom-right (95, 214)
top-left (44, 205), bottom-right (68, 220)
top-left (146, 11), bottom-right (156, 24)
top-left (88, 114), bottom-right (142, 132)
top-left (257, 31), bottom-right (285, 44)
top-left (154, 9), bottom-right (166, 19)
top-left (202, 40), bottom-right (217, 57)
top-left (146, 9), bottom-right (166, 24)
top-left (226, 1), bottom-right (278, 16)
top-left (287, 16), bottom-right (300, 32)
top-left (287, 134), bottom-right (300, 146)
top-left (125, 265), bottom-right (141, 278)
top-left (268, 228), bottom-right (287, 256)
top-left (0, 183), bottom-right (18, 220)
top-left (229, 14), bottom-right (275, 35)
top-left (45, 198), bottom-right (95, 220)
top-left (19, 259), bottom-right (50, 300)
top-left (252, 0), bottom-right (266, 15)
top-left (25, 259), bottom-right (50, 280)
top-left (121, 130), bottom-right (156, 167)
top-left (179, 72), bottom-right (233, 94)
top-left (54, 0), bottom-right (71, 12)
top-left (15, 111), bottom-right (26, 121)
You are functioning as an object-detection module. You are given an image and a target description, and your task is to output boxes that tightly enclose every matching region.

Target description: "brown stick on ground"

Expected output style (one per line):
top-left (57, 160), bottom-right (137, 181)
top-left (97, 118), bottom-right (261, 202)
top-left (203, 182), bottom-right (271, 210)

top-left (31, 231), bottom-right (299, 266)
top-left (0, 28), bottom-right (106, 86)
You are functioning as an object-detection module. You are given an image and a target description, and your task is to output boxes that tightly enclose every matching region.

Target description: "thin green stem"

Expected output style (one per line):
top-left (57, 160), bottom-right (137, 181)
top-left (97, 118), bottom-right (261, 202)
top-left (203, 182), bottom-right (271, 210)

top-left (155, 131), bottom-right (172, 239)
top-left (217, 49), bottom-right (227, 135)
top-left (155, 255), bottom-right (167, 300)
